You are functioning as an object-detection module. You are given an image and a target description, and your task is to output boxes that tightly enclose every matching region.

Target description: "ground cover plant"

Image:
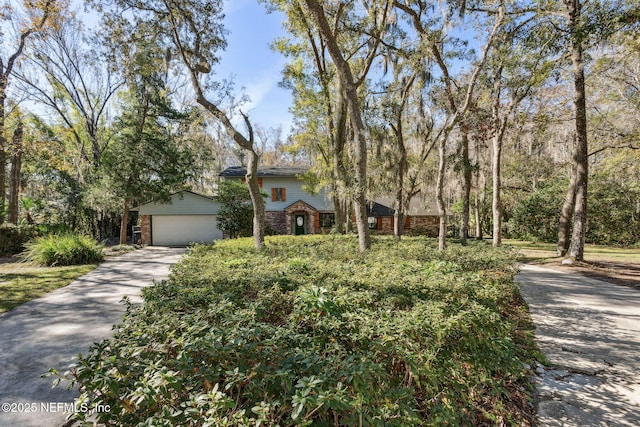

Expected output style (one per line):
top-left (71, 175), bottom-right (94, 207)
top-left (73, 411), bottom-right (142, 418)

top-left (59, 236), bottom-right (537, 426)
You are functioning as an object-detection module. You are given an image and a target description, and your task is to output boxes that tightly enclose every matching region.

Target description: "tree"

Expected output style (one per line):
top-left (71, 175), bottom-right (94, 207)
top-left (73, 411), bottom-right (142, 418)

top-left (482, 15), bottom-right (555, 247)
top-left (101, 35), bottom-right (194, 245)
top-left (15, 14), bottom-right (123, 171)
top-left (7, 117), bottom-right (23, 224)
top-left (93, 0), bottom-right (268, 250)
top-left (270, 0), bottom-right (351, 234)
top-left (0, 0), bottom-right (60, 224)
top-left (554, 0), bottom-right (637, 260)
top-left (394, 0), bottom-right (506, 249)
top-left (270, 0), bottom-right (396, 250)
top-left (214, 180), bottom-right (254, 238)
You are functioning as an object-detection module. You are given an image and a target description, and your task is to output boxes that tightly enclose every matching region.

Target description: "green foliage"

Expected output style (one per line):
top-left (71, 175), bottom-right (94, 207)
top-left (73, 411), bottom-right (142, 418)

top-left (586, 175), bottom-right (640, 245)
top-left (0, 224), bottom-right (39, 256)
top-left (508, 175), bottom-right (640, 245)
top-left (59, 236), bottom-right (535, 426)
top-left (21, 233), bottom-right (104, 266)
top-left (214, 180), bottom-right (256, 238)
top-left (508, 181), bottom-right (565, 242)
top-left (0, 224), bottom-right (67, 256)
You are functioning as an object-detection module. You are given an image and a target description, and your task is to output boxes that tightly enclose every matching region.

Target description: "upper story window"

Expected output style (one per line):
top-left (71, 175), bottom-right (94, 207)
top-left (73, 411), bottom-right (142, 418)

top-left (272, 187), bottom-right (286, 202)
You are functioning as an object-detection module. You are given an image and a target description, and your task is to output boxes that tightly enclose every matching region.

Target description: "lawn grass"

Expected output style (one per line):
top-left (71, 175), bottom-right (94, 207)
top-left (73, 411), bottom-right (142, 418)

top-left (504, 239), bottom-right (640, 264)
top-left (0, 262), bottom-right (97, 314)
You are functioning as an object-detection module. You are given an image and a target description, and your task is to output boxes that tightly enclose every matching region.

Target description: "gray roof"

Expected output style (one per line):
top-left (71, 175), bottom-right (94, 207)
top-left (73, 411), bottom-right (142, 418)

top-left (219, 166), bottom-right (310, 177)
top-left (366, 201), bottom-right (395, 217)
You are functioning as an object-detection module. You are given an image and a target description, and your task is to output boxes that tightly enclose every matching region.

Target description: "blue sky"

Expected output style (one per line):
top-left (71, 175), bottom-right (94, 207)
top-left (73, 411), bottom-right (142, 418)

top-left (219, 0), bottom-right (293, 135)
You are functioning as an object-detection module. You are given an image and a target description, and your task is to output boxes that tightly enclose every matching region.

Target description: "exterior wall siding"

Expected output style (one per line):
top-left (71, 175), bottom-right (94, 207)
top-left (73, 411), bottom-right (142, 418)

top-left (139, 192), bottom-right (221, 215)
top-left (235, 177), bottom-right (333, 211)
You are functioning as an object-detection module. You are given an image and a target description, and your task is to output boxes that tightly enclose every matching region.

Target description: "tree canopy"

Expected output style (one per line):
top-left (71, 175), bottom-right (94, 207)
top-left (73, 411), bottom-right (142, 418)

top-left (0, 0), bottom-right (638, 253)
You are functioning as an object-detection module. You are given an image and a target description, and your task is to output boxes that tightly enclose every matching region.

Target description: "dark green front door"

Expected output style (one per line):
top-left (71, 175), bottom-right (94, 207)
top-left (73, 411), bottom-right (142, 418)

top-left (295, 215), bottom-right (305, 235)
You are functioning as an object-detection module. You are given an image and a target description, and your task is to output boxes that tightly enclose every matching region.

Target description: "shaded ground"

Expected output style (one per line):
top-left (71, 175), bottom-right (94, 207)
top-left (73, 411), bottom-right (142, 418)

top-left (532, 259), bottom-right (640, 290)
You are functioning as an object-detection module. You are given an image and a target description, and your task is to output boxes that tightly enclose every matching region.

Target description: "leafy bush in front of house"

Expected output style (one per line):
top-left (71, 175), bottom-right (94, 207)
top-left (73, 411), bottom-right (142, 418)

top-left (214, 180), bottom-right (256, 238)
top-left (58, 236), bottom-right (536, 426)
top-left (21, 233), bottom-right (104, 266)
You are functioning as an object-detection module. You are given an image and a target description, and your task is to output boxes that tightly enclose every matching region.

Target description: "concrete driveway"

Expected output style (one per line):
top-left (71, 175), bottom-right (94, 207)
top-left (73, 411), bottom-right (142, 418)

top-left (518, 264), bottom-right (640, 426)
top-left (0, 246), bottom-right (185, 427)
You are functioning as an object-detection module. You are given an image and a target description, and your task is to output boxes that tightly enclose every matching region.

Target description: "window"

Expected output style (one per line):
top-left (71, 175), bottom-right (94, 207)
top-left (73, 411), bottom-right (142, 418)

top-left (319, 213), bottom-right (335, 228)
top-left (271, 187), bottom-right (286, 202)
top-left (368, 216), bottom-right (378, 229)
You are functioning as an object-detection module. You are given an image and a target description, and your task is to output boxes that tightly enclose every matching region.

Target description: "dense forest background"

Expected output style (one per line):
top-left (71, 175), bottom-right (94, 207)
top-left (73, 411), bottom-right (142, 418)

top-left (0, 0), bottom-right (638, 256)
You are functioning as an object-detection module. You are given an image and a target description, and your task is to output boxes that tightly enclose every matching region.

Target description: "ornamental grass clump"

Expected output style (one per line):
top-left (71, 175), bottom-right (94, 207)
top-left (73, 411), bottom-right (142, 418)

top-left (21, 233), bottom-right (104, 266)
top-left (56, 235), bottom-right (536, 426)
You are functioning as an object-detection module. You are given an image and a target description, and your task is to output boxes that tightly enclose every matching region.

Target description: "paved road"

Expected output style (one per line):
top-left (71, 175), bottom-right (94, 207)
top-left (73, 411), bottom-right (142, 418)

top-left (517, 264), bottom-right (640, 427)
top-left (0, 247), bottom-right (185, 427)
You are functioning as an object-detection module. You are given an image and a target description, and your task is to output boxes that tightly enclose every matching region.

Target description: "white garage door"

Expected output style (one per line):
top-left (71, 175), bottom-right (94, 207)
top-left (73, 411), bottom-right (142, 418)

top-left (152, 215), bottom-right (222, 246)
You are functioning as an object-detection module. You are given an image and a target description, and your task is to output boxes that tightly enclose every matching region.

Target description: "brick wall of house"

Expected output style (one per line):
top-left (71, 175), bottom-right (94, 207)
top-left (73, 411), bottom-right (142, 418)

top-left (371, 215), bottom-right (439, 237)
top-left (408, 216), bottom-right (439, 237)
top-left (380, 217), bottom-right (394, 233)
top-left (265, 211), bottom-right (287, 235)
top-left (140, 215), bottom-right (151, 245)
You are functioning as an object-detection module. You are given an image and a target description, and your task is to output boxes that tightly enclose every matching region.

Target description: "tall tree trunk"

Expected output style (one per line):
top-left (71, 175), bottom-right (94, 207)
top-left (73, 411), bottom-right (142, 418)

top-left (246, 148), bottom-right (265, 251)
top-left (332, 92), bottom-right (349, 234)
top-left (119, 197), bottom-right (131, 245)
top-left (460, 124), bottom-right (472, 245)
top-left (332, 194), bottom-right (346, 233)
top-left (436, 135), bottom-right (447, 251)
top-left (304, 0), bottom-right (371, 251)
top-left (491, 129), bottom-right (503, 247)
top-left (475, 170), bottom-right (483, 240)
top-left (8, 121), bottom-right (23, 224)
top-left (565, 0), bottom-right (589, 261)
top-left (0, 93), bottom-right (6, 225)
top-left (394, 123), bottom-right (408, 239)
top-left (557, 168), bottom-right (577, 256)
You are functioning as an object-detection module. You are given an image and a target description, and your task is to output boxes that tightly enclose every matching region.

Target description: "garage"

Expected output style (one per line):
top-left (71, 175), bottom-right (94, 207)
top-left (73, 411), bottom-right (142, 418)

top-left (151, 215), bottom-right (222, 246)
top-left (136, 191), bottom-right (223, 246)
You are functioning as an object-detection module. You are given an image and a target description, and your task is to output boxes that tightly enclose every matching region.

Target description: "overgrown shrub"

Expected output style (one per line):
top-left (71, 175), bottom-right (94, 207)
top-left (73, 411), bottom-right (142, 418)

top-left (0, 224), bottom-right (39, 256)
top-left (508, 176), bottom-right (640, 245)
top-left (59, 236), bottom-right (536, 426)
top-left (21, 233), bottom-right (104, 266)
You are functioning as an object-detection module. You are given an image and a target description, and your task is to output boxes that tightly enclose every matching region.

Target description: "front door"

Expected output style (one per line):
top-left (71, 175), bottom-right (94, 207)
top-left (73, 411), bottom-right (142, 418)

top-left (294, 214), bottom-right (306, 235)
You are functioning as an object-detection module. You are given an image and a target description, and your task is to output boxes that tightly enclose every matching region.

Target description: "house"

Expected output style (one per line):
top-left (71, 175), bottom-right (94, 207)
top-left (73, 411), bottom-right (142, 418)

top-left (136, 191), bottom-right (222, 246)
top-left (368, 196), bottom-right (440, 236)
top-left (136, 166), bottom-right (440, 246)
top-left (220, 166), bottom-right (440, 237)
top-left (219, 166), bottom-right (335, 235)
